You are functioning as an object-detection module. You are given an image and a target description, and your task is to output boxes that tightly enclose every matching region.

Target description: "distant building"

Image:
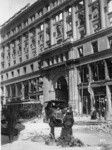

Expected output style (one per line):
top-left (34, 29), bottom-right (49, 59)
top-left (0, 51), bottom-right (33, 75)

top-left (0, 0), bottom-right (112, 116)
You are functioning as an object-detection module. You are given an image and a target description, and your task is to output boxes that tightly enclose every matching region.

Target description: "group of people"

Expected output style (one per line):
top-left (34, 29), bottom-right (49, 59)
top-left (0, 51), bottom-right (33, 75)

top-left (91, 106), bottom-right (107, 120)
top-left (48, 105), bottom-right (74, 142)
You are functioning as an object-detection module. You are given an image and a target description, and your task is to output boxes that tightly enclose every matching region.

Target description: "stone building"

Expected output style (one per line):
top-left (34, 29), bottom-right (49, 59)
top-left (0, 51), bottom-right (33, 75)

top-left (0, 0), bottom-right (112, 116)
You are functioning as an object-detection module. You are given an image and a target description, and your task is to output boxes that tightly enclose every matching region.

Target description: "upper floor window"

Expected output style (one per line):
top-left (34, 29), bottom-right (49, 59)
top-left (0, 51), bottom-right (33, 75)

top-left (40, 24), bottom-right (44, 31)
top-left (24, 19), bottom-right (28, 27)
top-left (23, 67), bottom-right (26, 74)
top-left (68, 7), bottom-right (72, 15)
top-left (78, 11), bottom-right (85, 26)
top-left (6, 73), bottom-right (8, 79)
top-left (30, 64), bottom-right (34, 72)
top-left (92, 41), bottom-right (98, 53)
top-left (46, 5), bottom-right (50, 11)
top-left (17, 24), bottom-right (22, 31)
top-left (7, 32), bottom-right (10, 38)
top-left (12, 28), bottom-right (16, 34)
top-left (1, 75), bottom-right (3, 81)
top-left (78, 46), bottom-right (83, 57)
top-left (108, 36), bottom-right (112, 48)
top-left (55, 13), bottom-right (63, 22)
top-left (17, 69), bottom-right (20, 75)
top-left (76, 0), bottom-right (84, 11)
top-left (30, 14), bottom-right (35, 22)
top-left (39, 10), bottom-right (43, 17)
top-left (11, 71), bottom-right (14, 77)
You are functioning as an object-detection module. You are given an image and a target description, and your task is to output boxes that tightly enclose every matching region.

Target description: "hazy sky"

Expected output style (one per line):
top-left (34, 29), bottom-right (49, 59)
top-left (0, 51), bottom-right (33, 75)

top-left (0, 0), bottom-right (37, 26)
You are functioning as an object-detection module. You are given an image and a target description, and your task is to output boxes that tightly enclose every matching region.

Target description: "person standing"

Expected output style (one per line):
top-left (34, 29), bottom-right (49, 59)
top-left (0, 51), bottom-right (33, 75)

top-left (48, 108), bottom-right (56, 139)
top-left (6, 106), bottom-right (17, 143)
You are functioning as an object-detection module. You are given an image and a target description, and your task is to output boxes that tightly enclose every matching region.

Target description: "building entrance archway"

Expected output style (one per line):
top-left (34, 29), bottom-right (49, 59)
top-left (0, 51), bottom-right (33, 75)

top-left (55, 76), bottom-right (68, 103)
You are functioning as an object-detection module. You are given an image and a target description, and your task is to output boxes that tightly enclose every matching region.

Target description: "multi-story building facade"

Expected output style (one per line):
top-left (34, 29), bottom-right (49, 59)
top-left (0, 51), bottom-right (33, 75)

top-left (0, 0), bottom-right (112, 116)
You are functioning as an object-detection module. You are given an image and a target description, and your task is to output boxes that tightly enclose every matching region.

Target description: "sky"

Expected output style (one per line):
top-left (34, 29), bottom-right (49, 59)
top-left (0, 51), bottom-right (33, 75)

top-left (0, 0), bottom-right (37, 26)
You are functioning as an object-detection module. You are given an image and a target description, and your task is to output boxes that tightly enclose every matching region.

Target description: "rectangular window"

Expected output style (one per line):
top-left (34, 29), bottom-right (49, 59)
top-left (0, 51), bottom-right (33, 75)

top-left (108, 36), bottom-right (112, 48)
top-left (59, 13), bottom-right (62, 20)
top-left (1, 75), bottom-right (3, 80)
top-left (92, 41), bottom-right (98, 53)
top-left (78, 46), bottom-right (83, 57)
top-left (6, 73), bottom-right (8, 79)
top-left (11, 71), bottom-right (14, 77)
top-left (17, 69), bottom-right (20, 75)
top-left (60, 54), bottom-right (63, 62)
top-left (40, 24), bottom-right (44, 31)
top-left (23, 67), bottom-right (26, 73)
top-left (68, 7), bottom-right (72, 15)
top-left (31, 64), bottom-right (34, 72)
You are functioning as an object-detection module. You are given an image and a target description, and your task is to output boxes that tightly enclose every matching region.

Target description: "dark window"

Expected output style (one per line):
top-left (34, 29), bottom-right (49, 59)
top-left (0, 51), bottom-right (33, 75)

top-left (106, 58), bottom-right (112, 79)
top-left (6, 73), bottom-right (8, 79)
top-left (1, 75), bottom-right (3, 80)
top-left (17, 69), bottom-right (20, 75)
top-left (76, 0), bottom-right (84, 10)
top-left (80, 65), bottom-right (89, 83)
top-left (90, 61), bottom-right (105, 81)
top-left (11, 71), bottom-right (14, 77)
top-left (78, 47), bottom-right (83, 57)
top-left (31, 64), bottom-right (34, 72)
top-left (23, 67), bottom-right (26, 73)
top-left (60, 54), bottom-right (63, 62)
top-left (92, 41), bottom-right (98, 53)
top-left (108, 37), bottom-right (112, 48)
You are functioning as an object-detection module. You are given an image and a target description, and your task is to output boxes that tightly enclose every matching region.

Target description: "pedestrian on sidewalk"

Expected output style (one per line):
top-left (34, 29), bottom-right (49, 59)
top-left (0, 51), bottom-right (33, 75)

top-left (48, 108), bottom-right (56, 139)
top-left (6, 106), bottom-right (17, 143)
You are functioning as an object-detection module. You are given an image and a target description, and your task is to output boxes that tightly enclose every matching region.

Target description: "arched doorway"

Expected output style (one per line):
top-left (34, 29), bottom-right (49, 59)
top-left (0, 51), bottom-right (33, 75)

top-left (55, 76), bottom-right (68, 102)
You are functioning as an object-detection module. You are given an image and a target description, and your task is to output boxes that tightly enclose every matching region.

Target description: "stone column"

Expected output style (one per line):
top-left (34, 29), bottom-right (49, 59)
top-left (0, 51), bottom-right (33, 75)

top-left (9, 85), bottom-right (12, 99)
top-left (21, 82), bottom-right (25, 100)
top-left (68, 65), bottom-right (79, 114)
top-left (15, 39), bottom-right (19, 64)
top-left (72, 5), bottom-right (77, 40)
top-left (50, 17), bottom-right (54, 45)
top-left (44, 22), bottom-right (47, 49)
top-left (21, 35), bottom-right (25, 61)
top-left (88, 64), bottom-right (94, 109)
top-left (43, 76), bottom-right (51, 102)
top-left (15, 83), bottom-right (18, 99)
top-left (106, 85), bottom-right (112, 117)
top-left (99, 0), bottom-right (106, 29)
top-left (63, 10), bottom-right (67, 40)
top-left (85, 0), bottom-right (91, 35)
top-left (104, 60), bottom-right (109, 80)
top-left (36, 27), bottom-right (39, 55)
top-left (4, 46), bottom-right (7, 68)
top-left (28, 31), bottom-right (32, 58)
top-left (10, 43), bottom-right (13, 66)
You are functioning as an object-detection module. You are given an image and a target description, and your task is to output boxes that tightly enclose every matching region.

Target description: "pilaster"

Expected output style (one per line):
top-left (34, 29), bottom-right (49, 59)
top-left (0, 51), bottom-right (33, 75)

top-left (106, 85), bottom-right (112, 116)
top-left (72, 5), bottom-right (77, 40)
top-left (68, 65), bottom-right (79, 113)
top-left (63, 10), bottom-right (67, 40)
top-left (28, 31), bottom-right (32, 58)
top-left (85, 0), bottom-right (91, 35)
top-left (99, 0), bottom-right (106, 29)
top-left (50, 17), bottom-right (54, 46)
top-left (36, 27), bottom-right (39, 55)
top-left (43, 76), bottom-right (51, 102)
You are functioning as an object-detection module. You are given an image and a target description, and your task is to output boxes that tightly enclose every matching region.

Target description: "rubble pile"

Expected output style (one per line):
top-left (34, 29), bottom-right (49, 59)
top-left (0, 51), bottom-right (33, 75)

top-left (98, 123), bottom-right (112, 134)
top-left (99, 144), bottom-right (112, 150)
top-left (55, 135), bottom-right (85, 147)
top-left (88, 122), bottom-right (112, 134)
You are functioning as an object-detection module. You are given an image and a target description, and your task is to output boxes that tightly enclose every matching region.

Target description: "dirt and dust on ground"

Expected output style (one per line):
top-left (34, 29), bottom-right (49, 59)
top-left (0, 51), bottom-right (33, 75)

top-left (1, 116), bottom-right (112, 150)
